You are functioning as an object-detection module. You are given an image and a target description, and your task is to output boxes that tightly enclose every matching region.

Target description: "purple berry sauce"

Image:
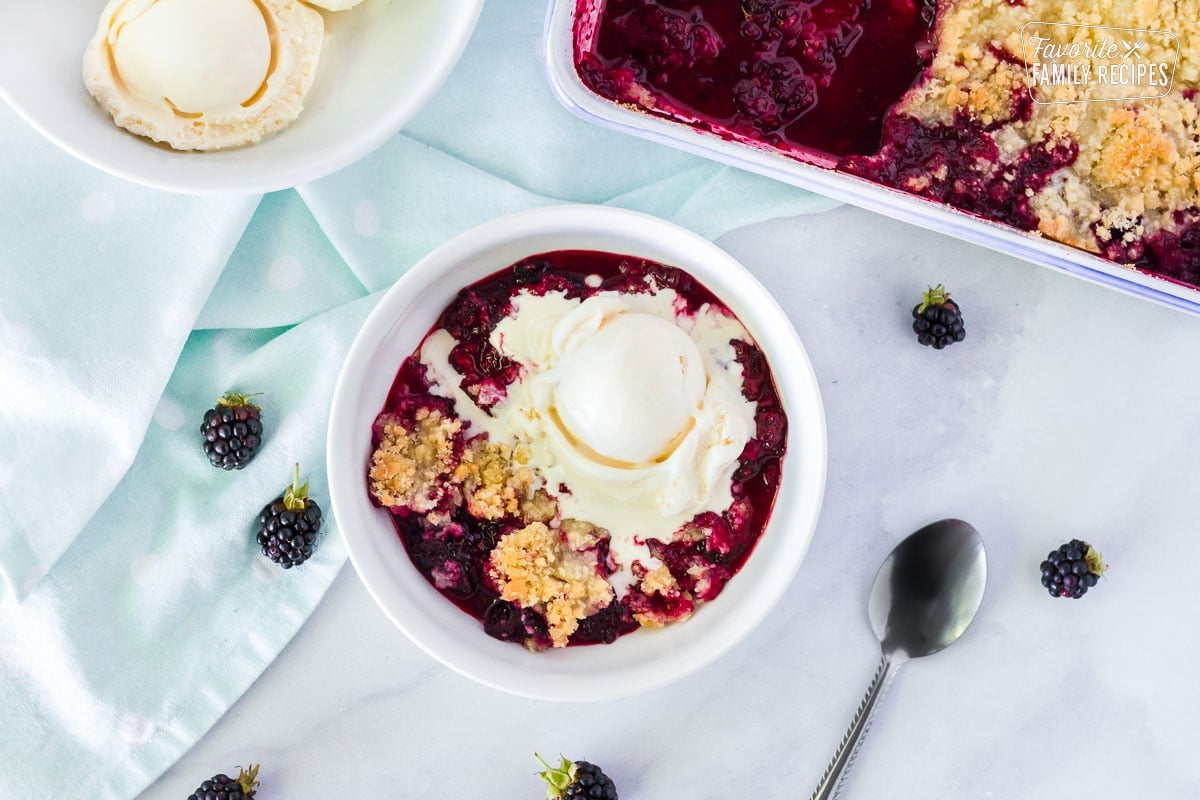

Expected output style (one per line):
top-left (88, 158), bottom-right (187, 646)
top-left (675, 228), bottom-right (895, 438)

top-left (577, 0), bottom-right (938, 162)
top-left (370, 250), bottom-right (786, 648)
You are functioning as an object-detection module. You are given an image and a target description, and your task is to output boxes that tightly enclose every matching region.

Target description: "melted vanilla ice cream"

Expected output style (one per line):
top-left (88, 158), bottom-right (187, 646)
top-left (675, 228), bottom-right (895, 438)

top-left (553, 308), bottom-right (705, 465)
top-left (420, 288), bottom-right (758, 586)
top-left (82, 0), bottom-right (324, 151)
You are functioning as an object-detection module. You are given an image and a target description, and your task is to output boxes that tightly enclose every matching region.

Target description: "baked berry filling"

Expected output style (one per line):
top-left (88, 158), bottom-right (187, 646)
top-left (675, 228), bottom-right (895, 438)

top-left (842, 113), bottom-right (1079, 232)
top-left (579, 0), bottom-right (937, 160)
top-left (575, 1), bottom-right (1200, 289)
top-left (1096, 209), bottom-right (1200, 288)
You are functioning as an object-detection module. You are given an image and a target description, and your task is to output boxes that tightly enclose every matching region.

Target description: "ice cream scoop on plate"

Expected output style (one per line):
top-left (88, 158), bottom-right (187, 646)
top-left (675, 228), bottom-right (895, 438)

top-left (82, 0), bottom-right (361, 151)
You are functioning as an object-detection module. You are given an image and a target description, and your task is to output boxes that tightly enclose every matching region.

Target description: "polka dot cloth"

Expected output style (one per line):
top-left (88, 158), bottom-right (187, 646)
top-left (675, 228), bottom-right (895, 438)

top-left (152, 397), bottom-right (186, 431)
top-left (268, 255), bottom-right (305, 291)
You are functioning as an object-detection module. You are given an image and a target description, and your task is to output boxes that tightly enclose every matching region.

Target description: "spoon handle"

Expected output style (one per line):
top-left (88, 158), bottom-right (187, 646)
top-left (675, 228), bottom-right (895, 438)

top-left (808, 653), bottom-right (899, 800)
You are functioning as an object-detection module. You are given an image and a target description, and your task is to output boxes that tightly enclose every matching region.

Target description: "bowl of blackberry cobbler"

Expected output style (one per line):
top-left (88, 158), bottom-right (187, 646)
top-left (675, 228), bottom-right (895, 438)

top-left (327, 205), bottom-right (826, 701)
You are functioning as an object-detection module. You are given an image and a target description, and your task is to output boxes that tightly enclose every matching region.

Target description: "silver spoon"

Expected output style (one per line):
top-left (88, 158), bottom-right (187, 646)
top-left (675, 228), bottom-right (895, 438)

top-left (810, 519), bottom-right (987, 800)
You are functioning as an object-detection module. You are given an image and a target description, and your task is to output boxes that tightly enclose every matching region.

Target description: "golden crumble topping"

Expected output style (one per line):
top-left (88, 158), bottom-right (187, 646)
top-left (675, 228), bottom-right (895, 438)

top-left (632, 564), bottom-right (691, 629)
top-left (560, 518), bottom-right (607, 550)
top-left (673, 520), bottom-right (708, 544)
top-left (639, 564), bottom-right (678, 596)
top-left (488, 522), bottom-right (613, 648)
top-left (685, 563), bottom-right (720, 602)
top-left (455, 439), bottom-right (537, 521)
top-left (896, 0), bottom-right (1200, 252)
top-left (520, 489), bottom-right (559, 524)
top-left (368, 409), bottom-right (462, 513)
top-left (370, 414), bottom-right (548, 524)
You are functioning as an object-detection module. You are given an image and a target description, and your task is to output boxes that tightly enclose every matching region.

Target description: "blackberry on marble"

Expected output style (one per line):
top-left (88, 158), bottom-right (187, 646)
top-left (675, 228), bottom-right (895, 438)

top-left (186, 765), bottom-right (258, 800)
top-left (538, 754), bottom-right (618, 800)
top-left (911, 285), bottom-right (965, 349)
top-left (1039, 539), bottom-right (1106, 599)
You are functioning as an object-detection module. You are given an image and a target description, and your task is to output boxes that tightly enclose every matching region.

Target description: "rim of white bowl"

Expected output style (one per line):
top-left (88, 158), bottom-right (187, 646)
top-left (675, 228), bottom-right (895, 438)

top-left (0, 2), bottom-right (484, 196)
top-left (328, 205), bottom-right (827, 701)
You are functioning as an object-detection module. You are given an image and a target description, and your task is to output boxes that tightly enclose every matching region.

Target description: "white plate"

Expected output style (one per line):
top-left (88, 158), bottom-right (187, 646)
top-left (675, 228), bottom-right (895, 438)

top-left (327, 205), bottom-right (827, 701)
top-left (0, 0), bottom-right (483, 195)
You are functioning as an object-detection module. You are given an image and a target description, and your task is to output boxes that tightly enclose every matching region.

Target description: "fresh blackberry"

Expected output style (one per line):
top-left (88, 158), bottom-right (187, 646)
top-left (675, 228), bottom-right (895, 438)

top-left (911, 285), bottom-right (965, 349)
top-left (256, 465), bottom-right (323, 569)
top-left (186, 765), bottom-right (259, 800)
top-left (1039, 539), bottom-right (1106, 599)
top-left (537, 754), bottom-right (618, 800)
top-left (202, 392), bottom-right (264, 470)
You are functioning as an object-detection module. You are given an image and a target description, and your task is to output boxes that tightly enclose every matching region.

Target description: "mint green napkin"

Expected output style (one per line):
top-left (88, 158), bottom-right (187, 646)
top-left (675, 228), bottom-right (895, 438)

top-left (0, 1), bottom-right (839, 796)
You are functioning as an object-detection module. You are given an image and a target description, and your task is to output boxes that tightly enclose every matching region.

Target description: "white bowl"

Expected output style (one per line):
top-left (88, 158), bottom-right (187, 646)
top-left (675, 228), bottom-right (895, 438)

top-left (327, 205), bottom-right (827, 701)
top-left (0, 0), bottom-right (483, 195)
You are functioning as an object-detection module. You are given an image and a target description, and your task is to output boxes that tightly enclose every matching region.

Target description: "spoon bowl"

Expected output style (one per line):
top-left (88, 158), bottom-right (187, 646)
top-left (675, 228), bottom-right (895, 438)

top-left (869, 519), bottom-right (987, 660)
top-left (811, 519), bottom-right (987, 800)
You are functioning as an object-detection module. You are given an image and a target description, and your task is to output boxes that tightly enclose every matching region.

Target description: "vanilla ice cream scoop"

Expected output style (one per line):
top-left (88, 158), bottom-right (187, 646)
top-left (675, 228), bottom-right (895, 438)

top-left (111, 0), bottom-right (271, 117)
top-left (83, 0), bottom-right (325, 151)
top-left (306, 0), bottom-right (368, 8)
top-left (553, 312), bottom-right (705, 465)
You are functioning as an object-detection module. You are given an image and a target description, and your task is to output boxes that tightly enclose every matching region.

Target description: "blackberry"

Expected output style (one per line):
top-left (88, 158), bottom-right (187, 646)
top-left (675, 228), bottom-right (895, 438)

top-left (1039, 539), bottom-right (1106, 599)
top-left (256, 464), bottom-right (323, 569)
top-left (484, 600), bottom-right (550, 647)
top-left (537, 754), bottom-right (618, 800)
top-left (186, 765), bottom-right (259, 800)
top-left (911, 285), bottom-right (966, 349)
top-left (202, 392), bottom-right (264, 470)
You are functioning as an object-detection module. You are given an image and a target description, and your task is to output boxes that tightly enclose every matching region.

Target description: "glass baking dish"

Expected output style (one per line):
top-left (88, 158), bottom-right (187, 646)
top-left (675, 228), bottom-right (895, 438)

top-left (543, 0), bottom-right (1200, 314)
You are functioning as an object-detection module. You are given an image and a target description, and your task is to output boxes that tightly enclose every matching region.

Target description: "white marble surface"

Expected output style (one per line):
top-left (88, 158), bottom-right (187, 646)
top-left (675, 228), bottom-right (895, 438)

top-left (138, 206), bottom-right (1200, 799)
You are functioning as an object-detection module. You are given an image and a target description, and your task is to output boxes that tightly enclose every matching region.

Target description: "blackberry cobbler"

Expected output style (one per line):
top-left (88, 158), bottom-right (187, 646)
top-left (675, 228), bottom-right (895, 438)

top-left (575, 0), bottom-right (1200, 287)
top-left (367, 251), bottom-right (786, 650)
